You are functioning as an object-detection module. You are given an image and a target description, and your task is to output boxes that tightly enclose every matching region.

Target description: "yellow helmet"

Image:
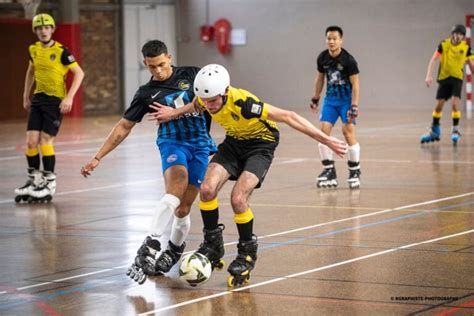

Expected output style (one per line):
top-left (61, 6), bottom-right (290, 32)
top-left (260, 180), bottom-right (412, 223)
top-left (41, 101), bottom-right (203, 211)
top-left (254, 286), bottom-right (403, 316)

top-left (32, 13), bottom-right (55, 32)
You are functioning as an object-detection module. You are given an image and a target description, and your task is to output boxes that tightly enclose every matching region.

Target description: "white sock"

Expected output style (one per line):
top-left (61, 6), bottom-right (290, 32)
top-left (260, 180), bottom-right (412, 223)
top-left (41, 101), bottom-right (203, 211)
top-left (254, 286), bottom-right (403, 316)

top-left (148, 194), bottom-right (180, 239)
top-left (170, 215), bottom-right (191, 246)
top-left (318, 143), bottom-right (333, 161)
top-left (348, 143), bottom-right (360, 163)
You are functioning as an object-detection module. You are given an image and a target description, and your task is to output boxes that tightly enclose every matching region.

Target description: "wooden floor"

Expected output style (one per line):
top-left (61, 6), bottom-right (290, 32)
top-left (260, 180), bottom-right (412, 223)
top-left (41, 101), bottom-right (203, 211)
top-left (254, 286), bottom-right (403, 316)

top-left (0, 108), bottom-right (473, 316)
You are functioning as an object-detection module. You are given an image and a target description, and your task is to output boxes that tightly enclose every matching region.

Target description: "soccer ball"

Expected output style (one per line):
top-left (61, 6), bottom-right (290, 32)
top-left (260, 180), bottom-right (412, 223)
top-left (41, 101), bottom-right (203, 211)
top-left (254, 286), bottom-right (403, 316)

top-left (179, 252), bottom-right (212, 287)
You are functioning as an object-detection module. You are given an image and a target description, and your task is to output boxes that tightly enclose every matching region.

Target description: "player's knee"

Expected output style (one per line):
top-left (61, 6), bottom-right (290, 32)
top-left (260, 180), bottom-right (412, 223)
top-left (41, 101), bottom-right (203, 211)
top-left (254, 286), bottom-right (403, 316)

top-left (200, 183), bottom-right (217, 202)
top-left (230, 193), bottom-right (247, 212)
top-left (342, 128), bottom-right (354, 140)
top-left (26, 140), bottom-right (39, 149)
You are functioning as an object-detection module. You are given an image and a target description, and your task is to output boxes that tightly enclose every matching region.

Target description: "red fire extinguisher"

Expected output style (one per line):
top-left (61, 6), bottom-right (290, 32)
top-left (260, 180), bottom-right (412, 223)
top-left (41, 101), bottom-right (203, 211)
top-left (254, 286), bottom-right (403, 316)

top-left (214, 18), bottom-right (231, 54)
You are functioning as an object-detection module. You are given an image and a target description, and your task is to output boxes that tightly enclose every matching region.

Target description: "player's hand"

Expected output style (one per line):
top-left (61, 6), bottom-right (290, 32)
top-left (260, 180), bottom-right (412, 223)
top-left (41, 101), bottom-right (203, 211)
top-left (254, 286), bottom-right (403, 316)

top-left (23, 98), bottom-right (31, 111)
top-left (310, 96), bottom-right (320, 110)
top-left (148, 102), bottom-right (176, 123)
top-left (326, 136), bottom-right (348, 158)
top-left (347, 104), bottom-right (358, 123)
top-left (81, 157), bottom-right (100, 178)
top-left (425, 76), bottom-right (433, 87)
top-left (60, 97), bottom-right (73, 114)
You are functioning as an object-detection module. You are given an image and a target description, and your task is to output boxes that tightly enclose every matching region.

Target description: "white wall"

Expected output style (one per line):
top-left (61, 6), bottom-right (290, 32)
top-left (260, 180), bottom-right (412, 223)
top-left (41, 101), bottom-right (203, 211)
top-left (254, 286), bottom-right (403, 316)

top-left (123, 4), bottom-right (176, 108)
top-left (176, 0), bottom-right (473, 110)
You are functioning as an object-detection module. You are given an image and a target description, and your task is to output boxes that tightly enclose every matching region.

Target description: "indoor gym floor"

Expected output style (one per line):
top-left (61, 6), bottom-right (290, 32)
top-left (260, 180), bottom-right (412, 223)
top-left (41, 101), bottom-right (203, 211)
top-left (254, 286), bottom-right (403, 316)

top-left (0, 107), bottom-right (473, 315)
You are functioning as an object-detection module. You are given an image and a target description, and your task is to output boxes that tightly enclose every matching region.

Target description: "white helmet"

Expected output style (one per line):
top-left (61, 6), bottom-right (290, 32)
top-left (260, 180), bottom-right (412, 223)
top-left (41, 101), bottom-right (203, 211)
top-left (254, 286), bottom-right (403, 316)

top-left (194, 64), bottom-right (230, 98)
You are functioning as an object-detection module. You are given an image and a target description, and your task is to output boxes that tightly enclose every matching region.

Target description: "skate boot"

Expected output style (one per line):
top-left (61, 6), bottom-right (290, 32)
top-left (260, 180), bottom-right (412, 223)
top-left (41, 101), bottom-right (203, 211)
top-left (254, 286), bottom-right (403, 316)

top-left (28, 171), bottom-right (56, 203)
top-left (126, 236), bottom-right (161, 285)
top-left (316, 160), bottom-right (338, 188)
top-left (155, 241), bottom-right (186, 273)
top-left (14, 168), bottom-right (40, 203)
top-left (196, 224), bottom-right (225, 271)
top-left (420, 124), bottom-right (441, 143)
top-left (227, 235), bottom-right (258, 288)
top-left (347, 161), bottom-right (361, 189)
top-left (451, 127), bottom-right (461, 146)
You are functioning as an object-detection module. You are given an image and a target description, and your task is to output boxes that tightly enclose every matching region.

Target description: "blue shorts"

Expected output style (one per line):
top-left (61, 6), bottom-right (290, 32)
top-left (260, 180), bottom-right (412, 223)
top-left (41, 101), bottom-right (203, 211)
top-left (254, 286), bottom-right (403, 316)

top-left (320, 97), bottom-right (355, 125)
top-left (158, 142), bottom-right (210, 188)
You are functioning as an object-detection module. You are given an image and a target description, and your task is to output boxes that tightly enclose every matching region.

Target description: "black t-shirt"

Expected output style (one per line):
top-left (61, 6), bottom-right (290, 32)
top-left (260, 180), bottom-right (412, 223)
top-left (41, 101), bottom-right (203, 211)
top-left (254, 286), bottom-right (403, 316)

top-left (317, 48), bottom-right (359, 99)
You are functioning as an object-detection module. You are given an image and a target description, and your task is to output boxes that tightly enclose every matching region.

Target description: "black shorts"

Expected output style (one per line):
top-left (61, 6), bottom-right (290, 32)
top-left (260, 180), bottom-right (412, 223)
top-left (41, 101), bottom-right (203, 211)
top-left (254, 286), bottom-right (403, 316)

top-left (27, 93), bottom-right (63, 136)
top-left (436, 77), bottom-right (463, 100)
top-left (211, 137), bottom-right (279, 188)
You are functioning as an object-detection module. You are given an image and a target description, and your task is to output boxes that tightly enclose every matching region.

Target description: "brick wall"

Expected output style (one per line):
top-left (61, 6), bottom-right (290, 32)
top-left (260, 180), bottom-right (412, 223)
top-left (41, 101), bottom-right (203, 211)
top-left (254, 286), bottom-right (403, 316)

top-left (81, 9), bottom-right (119, 114)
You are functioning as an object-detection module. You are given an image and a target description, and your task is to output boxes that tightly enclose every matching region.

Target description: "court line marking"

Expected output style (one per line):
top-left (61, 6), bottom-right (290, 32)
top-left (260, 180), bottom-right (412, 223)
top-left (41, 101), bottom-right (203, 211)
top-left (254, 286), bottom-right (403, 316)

top-left (141, 229), bottom-right (474, 315)
top-left (0, 178), bottom-right (161, 205)
top-left (0, 191), bottom-right (472, 296)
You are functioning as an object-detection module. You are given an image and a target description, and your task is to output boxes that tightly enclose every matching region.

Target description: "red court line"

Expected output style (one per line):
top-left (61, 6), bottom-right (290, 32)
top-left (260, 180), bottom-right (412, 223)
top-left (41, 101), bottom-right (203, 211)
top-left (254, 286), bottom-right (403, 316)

top-left (435, 299), bottom-right (474, 316)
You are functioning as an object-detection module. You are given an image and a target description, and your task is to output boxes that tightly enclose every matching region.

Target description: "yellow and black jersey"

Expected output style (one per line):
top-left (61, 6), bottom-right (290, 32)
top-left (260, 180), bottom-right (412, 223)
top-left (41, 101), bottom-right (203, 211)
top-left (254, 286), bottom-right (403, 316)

top-left (437, 38), bottom-right (474, 81)
top-left (198, 86), bottom-right (279, 142)
top-left (29, 41), bottom-right (78, 99)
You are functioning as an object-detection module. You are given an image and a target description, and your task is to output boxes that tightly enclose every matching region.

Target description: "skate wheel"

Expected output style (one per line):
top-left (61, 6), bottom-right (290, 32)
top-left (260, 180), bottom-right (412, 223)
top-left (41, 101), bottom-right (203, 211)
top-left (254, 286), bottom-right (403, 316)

top-left (214, 259), bottom-right (225, 271)
top-left (14, 196), bottom-right (21, 203)
top-left (45, 196), bottom-right (52, 202)
top-left (137, 273), bottom-right (147, 285)
top-left (227, 275), bottom-right (235, 288)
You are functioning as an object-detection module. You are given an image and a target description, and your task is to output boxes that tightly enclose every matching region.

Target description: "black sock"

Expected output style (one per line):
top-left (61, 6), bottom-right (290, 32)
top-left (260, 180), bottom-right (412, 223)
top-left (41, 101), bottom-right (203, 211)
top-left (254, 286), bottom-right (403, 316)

top-left (237, 220), bottom-right (253, 242)
top-left (26, 154), bottom-right (40, 170)
top-left (201, 209), bottom-right (219, 230)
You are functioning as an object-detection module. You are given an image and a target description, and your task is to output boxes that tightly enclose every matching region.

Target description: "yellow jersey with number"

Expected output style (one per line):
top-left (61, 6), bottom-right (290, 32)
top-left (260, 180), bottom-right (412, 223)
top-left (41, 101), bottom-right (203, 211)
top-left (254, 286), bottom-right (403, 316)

top-left (437, 38), bottom-right (474, 81)
top-left (29, 41), bottom-right (78, 99)
top-left (197, 86), bottom-right (279, 142)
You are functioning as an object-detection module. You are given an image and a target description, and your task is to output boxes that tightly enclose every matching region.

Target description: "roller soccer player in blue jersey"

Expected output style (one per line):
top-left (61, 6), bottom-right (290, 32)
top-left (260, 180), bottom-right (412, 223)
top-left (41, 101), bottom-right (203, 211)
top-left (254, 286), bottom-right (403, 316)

top-left (80, 40), bottom-right (216, 284)
top-left (310, 25), bottom-right (361, 189)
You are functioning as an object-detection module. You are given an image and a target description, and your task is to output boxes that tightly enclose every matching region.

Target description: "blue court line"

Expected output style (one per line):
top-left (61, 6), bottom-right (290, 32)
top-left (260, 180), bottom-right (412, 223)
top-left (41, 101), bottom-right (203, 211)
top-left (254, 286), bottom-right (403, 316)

top-left (1, 199), bottom-right (473, 311)
top-left (221, 200), bottom-right (474, 258)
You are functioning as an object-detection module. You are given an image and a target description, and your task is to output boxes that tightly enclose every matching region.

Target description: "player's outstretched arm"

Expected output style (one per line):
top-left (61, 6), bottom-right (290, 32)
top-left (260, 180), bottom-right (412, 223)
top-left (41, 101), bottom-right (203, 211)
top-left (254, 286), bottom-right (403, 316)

top-left (267, 105), bottom-right (347, 157)
top-left (148, 99), bottom-right (200, 123)
top-left (81, 118), bottom-right (136, 177)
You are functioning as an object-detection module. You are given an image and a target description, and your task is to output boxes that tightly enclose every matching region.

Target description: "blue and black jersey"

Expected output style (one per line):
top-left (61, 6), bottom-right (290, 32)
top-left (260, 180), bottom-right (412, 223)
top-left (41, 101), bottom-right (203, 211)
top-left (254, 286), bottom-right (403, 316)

top-left (317, 48), bottom-right (359, 99)
top-left (124, 66), bottom-right (215, 149)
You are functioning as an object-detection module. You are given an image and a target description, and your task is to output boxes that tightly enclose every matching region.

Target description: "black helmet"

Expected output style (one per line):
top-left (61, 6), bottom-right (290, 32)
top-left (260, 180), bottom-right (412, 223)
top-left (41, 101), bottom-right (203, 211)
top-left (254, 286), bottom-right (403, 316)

top-left (451, 24), bottom-right (466, 36)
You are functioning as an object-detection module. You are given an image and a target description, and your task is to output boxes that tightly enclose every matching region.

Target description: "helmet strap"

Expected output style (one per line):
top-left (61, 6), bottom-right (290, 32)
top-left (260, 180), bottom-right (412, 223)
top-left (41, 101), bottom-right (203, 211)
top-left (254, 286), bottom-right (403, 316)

top-left (220, 87), bottom-right (229, 104)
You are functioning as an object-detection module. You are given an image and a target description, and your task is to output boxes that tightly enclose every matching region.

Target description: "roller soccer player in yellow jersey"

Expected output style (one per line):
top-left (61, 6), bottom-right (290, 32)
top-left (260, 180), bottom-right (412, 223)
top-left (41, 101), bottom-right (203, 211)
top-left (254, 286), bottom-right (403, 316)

top-left (15, 13), bottom-right (84, 203)
top-left (421, 24), bottom-right (474, 145)
top-left (149, 64), bottom-right (347, 287)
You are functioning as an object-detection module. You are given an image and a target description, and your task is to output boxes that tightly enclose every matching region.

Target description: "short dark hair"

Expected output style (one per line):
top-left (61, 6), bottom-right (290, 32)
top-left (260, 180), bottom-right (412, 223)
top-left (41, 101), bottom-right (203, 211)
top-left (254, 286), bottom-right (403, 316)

top-left (325, 25), bottom-right (343, 37)
top-left (141, 40), bottom-right (168, 58)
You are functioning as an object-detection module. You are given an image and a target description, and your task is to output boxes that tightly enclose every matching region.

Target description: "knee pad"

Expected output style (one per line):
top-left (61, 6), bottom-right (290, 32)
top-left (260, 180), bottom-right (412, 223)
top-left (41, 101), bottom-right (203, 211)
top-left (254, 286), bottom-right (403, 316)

top-left (452, 111), bottom-right (461, 119)
top-left (234, 208), bottom-right (254, 224)
top-left (40, 144), bottom-right (55, 156)
top-left (26, 147), bottom-right (39, 157)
